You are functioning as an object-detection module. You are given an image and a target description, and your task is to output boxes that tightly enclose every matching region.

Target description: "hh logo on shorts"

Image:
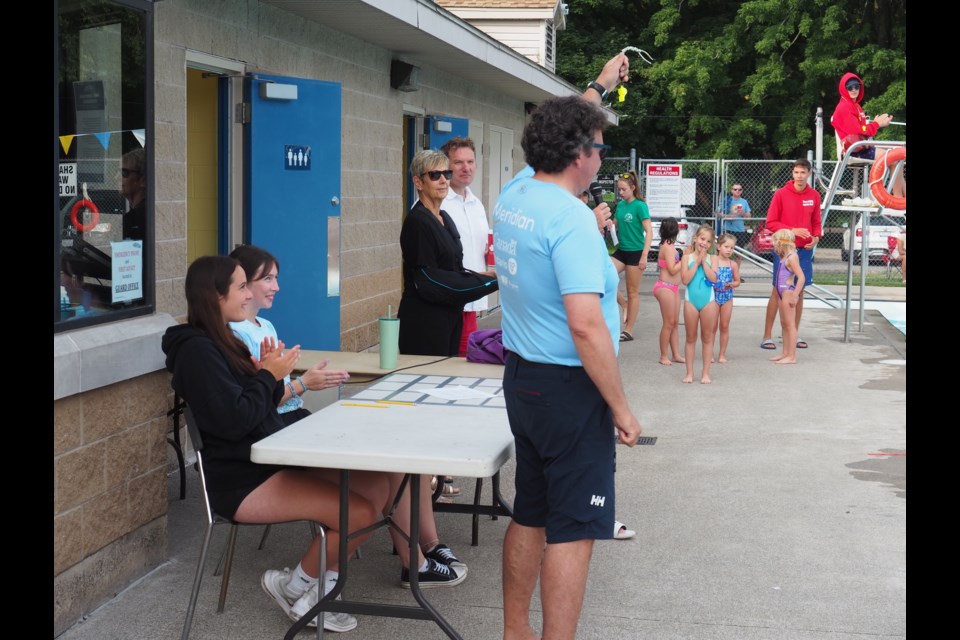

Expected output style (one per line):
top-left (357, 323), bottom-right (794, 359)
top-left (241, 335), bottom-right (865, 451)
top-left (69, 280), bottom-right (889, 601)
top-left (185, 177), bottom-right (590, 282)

top-left (590, 494), bottom-right (606, 507)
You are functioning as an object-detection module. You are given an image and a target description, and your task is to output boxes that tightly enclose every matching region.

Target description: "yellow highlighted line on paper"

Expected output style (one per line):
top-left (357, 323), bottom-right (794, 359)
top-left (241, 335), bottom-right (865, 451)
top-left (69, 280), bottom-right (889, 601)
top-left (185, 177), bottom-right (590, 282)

top-left (375, 400), bottom-right (416, 406)
top-left (341, 402), bottom-right (388, 409)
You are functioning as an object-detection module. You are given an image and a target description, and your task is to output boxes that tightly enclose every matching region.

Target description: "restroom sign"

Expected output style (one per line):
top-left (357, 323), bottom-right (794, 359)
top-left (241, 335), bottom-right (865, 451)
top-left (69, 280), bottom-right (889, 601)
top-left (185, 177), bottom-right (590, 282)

top-left (59, 163), bottom-right (77, 197)
top-left (285, 145), bottom-right (311, 170)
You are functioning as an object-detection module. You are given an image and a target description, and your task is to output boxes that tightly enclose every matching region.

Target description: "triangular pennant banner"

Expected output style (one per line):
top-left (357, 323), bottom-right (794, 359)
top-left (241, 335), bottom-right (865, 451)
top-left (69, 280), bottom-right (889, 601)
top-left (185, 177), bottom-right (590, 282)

top-left (59, 135), bottom-right (75, 155)
top-left (94, 132), bottom-right (112, 150)
top-left (131, 129), bottom-right (146, 148)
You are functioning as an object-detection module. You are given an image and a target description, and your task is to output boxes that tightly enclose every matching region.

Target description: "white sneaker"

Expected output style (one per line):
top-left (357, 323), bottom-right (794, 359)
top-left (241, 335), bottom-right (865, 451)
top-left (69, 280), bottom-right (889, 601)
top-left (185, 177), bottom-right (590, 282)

top-left (261, 568), bottom-right (296, 616)
top-left (290, 583), bottom-right (358, 632)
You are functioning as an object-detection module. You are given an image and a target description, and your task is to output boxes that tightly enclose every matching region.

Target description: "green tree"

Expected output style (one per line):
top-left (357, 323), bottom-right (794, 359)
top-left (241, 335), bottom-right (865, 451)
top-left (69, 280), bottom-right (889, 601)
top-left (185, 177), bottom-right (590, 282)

top-left (557, 0), bottom-right (906, 159)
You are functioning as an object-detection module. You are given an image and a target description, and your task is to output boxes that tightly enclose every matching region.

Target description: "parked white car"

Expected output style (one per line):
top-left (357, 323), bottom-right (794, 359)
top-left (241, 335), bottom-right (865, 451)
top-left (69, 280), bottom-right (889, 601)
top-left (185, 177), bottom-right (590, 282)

top-left (841, 212), bottom-right (906, 264)
top-left (648, 207), bottom-right (698, 260)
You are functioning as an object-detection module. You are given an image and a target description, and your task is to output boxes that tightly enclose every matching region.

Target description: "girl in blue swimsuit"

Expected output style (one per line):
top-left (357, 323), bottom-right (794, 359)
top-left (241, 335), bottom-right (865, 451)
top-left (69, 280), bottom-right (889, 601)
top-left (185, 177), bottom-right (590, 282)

top-left (770, 229), bottom-right (806, 364)
top-left (712, 233), bottom-right (741, 363)
top-left (680, 225), bottom-right (719, 384)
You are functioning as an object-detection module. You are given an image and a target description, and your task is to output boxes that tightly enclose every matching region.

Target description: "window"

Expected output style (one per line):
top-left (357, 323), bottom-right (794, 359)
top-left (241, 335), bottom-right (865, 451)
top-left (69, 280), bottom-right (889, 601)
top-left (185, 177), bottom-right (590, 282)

top-left (544, 19), bottom-right (556, 70)
top-left (56, 0), bottom-right (152, 331)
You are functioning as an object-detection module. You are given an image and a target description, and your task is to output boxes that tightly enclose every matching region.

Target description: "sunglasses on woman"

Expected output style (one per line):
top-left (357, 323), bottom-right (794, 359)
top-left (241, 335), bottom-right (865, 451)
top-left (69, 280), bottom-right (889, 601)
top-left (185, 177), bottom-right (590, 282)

top-left (421, 170), bottom-right (453, 181)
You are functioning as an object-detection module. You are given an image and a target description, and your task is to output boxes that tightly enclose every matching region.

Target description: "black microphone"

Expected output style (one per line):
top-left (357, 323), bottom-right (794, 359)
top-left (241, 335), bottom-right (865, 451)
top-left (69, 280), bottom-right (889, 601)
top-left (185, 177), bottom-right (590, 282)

top-left (589, 182), bottom-right (604, 206)
top-left (590, 182), bottom-right (618, 246)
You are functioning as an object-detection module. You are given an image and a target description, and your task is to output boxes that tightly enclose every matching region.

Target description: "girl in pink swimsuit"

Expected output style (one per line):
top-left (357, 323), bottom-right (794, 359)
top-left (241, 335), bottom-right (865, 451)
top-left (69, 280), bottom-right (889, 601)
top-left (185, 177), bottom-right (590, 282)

top-left (652, 218), bottom-right (685, 365)
top-left (770, 229), bottom-right (806, 364)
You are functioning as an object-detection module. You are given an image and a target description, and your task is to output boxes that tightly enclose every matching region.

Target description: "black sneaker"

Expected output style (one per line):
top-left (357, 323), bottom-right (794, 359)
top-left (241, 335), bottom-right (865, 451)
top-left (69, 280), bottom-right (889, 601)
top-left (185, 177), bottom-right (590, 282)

top-left (400, 558), bottom-right (467, 589)
top-left (425, 543), bottom-right (466, 570)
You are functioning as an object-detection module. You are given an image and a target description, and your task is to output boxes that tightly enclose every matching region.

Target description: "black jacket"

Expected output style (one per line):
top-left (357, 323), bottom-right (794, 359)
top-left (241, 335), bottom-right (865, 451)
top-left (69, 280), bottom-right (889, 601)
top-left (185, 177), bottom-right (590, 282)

top-left (162, 324), bottom-right (285, 493)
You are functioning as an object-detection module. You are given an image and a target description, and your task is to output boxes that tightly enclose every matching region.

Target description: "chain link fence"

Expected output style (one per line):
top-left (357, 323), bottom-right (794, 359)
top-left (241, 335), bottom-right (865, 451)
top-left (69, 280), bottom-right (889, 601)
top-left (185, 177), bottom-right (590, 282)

top-left (601, 155), bottom-right (905, 287)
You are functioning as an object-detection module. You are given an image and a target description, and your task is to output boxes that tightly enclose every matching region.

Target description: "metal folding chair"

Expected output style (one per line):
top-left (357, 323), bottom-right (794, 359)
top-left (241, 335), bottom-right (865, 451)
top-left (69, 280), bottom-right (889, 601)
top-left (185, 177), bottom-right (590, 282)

top-left (882, 235), bottom-right (902, 278)
top-left (180, 405), bottom-right (326, 640)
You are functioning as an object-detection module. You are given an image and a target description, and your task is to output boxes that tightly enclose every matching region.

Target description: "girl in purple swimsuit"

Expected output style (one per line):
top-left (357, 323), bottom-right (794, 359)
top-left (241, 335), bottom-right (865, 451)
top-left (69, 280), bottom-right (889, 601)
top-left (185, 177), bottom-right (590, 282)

top-left (770, 229), bottom-right (806, 364)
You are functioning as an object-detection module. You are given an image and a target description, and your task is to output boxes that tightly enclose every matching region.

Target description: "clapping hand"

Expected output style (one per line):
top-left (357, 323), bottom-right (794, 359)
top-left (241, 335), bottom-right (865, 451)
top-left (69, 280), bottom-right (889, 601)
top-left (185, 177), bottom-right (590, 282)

top-left (255, 336), bottom-right (280, 367)
top-left (257, 338), bottom-right (301, 381)
top-left (301, 358), bottom-right (350, 391)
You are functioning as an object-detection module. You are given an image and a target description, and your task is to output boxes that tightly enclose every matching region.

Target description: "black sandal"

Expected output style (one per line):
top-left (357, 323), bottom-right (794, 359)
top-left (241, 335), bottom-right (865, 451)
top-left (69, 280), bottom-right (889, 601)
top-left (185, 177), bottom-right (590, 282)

top-left (620, 331), bottom-right (634, 342)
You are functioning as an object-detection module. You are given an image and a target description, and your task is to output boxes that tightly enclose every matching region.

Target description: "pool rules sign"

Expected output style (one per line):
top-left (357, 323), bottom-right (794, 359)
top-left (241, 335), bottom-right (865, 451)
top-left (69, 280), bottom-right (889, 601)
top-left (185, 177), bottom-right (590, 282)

top-left (645, 164), bottom-right (682, 218)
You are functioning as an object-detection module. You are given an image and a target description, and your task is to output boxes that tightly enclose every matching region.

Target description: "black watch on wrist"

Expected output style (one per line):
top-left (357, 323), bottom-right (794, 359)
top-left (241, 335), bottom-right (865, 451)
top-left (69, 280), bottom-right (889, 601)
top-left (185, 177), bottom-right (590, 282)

top-left (587, 81), bottom-right (609, 100)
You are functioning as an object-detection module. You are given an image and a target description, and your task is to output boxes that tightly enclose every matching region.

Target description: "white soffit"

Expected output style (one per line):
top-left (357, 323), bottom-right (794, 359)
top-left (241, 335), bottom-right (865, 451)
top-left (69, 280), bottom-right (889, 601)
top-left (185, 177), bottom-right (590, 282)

top-left (261, 0), bottom-right (618, 123)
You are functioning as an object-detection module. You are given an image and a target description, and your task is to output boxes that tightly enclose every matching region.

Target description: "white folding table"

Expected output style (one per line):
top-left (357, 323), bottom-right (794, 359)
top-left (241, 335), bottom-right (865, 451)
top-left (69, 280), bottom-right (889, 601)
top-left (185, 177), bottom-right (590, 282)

top-left (250, 374), bottom-right (514, 639)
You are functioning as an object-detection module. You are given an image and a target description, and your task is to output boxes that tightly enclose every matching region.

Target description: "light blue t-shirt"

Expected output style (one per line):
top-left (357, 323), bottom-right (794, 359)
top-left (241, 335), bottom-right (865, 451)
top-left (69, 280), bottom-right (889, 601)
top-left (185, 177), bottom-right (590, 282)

top-left (722, 195), bottom-right (751, 233)
top-left (493, 174), bottom-right (620, 366)
top-left (229, 316), bottom-right (303, 414)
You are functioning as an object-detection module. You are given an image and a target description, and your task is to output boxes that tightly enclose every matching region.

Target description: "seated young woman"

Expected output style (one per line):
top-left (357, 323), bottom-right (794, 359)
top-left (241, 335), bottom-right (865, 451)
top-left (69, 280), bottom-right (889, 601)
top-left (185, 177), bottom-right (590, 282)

top-left (162, 257), bottom-right (463, 633)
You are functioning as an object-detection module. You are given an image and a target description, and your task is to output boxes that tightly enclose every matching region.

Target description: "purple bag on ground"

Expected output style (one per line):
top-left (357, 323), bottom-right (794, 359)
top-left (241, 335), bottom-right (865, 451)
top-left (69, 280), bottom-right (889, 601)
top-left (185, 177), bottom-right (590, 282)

top-left (466, 329), bottom-right (508, 365)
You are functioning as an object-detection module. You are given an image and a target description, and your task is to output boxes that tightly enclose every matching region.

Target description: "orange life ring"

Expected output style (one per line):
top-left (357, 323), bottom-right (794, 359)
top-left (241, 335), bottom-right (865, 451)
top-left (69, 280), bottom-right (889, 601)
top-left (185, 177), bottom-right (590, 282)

top-left (869, 148), bottom-right (906, 210)
top-left (70, 199), bottom-right (100, 232)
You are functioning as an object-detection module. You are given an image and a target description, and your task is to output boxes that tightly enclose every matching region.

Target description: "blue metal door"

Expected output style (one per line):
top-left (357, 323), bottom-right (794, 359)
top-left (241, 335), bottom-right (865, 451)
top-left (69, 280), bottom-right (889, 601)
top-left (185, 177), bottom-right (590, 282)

top-left (245, 74), bottom-right (341, 349)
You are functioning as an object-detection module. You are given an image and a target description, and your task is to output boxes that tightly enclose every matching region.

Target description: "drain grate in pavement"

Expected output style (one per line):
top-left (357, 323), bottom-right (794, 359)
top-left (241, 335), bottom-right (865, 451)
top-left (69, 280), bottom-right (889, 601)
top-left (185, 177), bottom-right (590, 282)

top-left (636, 437), bottom-right (657, 445)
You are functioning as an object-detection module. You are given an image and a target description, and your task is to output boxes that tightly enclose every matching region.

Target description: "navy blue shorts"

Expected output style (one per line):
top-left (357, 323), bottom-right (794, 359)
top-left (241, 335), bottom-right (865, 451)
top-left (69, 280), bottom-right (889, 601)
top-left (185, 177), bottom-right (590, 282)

top-left (772, 247), bottom-right (814, 286)
top-left (503, 353), bottom-right (616, 543)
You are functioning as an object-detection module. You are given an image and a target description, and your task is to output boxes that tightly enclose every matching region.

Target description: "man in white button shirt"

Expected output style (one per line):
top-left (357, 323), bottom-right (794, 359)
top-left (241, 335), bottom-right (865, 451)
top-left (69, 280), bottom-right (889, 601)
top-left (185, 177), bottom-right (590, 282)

top-left (440, 136), bottom-right (493, 356)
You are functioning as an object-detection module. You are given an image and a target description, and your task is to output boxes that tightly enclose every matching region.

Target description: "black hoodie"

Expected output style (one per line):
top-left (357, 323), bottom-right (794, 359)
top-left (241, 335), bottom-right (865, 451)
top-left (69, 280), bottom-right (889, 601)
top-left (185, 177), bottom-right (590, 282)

top-left (162, 323), bottom-right (286, 497)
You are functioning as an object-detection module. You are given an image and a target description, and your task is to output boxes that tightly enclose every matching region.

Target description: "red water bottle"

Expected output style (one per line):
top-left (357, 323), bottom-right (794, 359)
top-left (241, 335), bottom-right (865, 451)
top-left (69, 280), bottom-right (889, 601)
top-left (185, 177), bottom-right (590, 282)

top-left (486, 232), bottom-right (495, 267)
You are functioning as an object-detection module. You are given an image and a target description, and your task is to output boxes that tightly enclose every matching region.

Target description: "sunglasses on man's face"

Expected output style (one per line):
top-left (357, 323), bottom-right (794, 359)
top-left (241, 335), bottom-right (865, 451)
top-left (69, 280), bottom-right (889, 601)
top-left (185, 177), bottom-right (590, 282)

top-left (593, 143), bottom-right (611, 160)
top-left (422, 170), bottom-right (453, 181)
top-left (846, 83), bottom-right (861, 91)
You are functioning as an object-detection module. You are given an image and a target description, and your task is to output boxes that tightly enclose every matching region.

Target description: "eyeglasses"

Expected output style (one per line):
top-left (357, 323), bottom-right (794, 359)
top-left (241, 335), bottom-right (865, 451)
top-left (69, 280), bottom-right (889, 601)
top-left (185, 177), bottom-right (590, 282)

top-left (120, 168), bottom-right (140, 178)
top-left (845, 82), bottom-right (861, 91)
top-left (421, 170), bottom-right (453, 181)
top-left (731, 188), bottom-right (742, 192)
top-left (593, 143), bottom-right (611, 160)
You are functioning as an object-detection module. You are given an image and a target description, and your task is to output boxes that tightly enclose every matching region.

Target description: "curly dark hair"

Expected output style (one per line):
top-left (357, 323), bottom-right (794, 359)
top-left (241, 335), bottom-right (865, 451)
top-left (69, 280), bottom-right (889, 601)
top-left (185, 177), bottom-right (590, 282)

top-left (522, 96), bottom-right (609, 173)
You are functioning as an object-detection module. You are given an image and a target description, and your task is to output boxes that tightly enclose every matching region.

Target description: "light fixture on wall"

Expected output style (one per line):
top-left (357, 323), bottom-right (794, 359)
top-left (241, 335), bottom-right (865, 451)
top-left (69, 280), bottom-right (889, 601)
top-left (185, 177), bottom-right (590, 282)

top-left (390, 60), bottom-right (420, 92)
top-left (260, 81), bottom-right (298, 100)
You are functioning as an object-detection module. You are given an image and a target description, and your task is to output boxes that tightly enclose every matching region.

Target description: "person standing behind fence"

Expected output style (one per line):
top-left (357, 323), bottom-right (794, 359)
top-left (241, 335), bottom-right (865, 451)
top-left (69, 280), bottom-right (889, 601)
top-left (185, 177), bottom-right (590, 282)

top-left (760, 159), bottom-right (821, 352)
top-left (440, 136), bottom-right (493, 357)
top-left (610, 170), bottom-right (652, 342)
top-left (896, 229), bottom-right (906, 284)
top-left (719, 183), bottom-right (751, 247)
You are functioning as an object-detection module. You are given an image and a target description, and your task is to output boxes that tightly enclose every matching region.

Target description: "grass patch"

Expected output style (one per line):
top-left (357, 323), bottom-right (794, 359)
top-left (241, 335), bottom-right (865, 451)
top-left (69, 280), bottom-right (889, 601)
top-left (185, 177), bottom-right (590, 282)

top-left (813, 273), bottom-right (905, 287)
